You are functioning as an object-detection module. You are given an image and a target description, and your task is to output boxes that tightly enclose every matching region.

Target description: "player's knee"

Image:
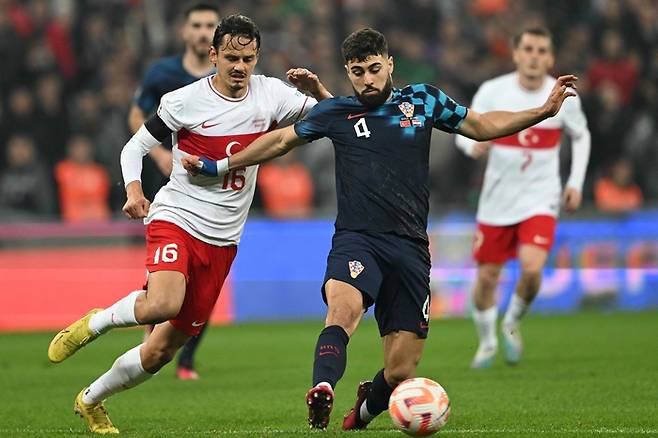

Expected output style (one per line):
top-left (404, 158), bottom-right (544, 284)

top-left (385, 363), bottom-right (417, 387)
top-left (325, 286), bottom-right (364, 334)
top-left (141, 344), bottom-right (177, 372)
top-left (477, 266), bottom-right (501, 291)
top-left (520, 271), bottom-right (542, 294)
top-left (520, 264), bottom-right (543, 280)
top-left (325, 303), bottom-right (361, 335)
top-left (135, 293), bottom-right (182, 324)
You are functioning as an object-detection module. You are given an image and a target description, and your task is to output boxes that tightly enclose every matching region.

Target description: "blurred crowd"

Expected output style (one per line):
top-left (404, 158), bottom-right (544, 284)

top-left (0, 0), bottom-right (656, 222)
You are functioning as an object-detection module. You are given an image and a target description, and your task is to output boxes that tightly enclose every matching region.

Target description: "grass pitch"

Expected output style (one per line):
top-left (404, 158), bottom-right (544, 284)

top-left (0, 311), bottom-right (656, 437)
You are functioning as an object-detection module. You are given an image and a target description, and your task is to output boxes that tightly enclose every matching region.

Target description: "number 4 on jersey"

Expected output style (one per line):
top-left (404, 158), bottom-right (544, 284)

top-left (353, 118), bottom-right (371, 138)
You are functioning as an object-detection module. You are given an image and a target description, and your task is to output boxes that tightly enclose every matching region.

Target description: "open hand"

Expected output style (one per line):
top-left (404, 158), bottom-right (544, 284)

top-left (542, 75), bottom-right (578, 117)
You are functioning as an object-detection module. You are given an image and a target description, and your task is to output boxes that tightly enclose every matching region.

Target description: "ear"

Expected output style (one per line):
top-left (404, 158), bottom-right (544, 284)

top-left (344, 64), bottom-right (349, 75)
top-left (388, 56), bottom-right (394, 74)
top-left (512, 48), bottom-right (520, 66)
top-left (209, 46), bottom-right (218, 65)
top-left (547, 52), bottom-right (555, 70)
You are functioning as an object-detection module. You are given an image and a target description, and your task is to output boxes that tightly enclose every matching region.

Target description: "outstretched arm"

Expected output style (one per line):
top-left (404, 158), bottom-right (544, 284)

top-left (181, 125), bottom-right (308, 177)
top-left (458, 75), bottom-right (578, 141)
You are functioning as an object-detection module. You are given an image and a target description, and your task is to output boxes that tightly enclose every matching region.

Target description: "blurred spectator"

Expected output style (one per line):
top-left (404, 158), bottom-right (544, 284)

top-left (257, 151), bottom-right (314, 219)
top-left (34, 73), bottom-right (69, 165)
top-left (1, 87), bottom-right (36, 152)
top-left (0, 0), bottom-right (657, 221)
top-left (584, 80), bottom-right (634, 173)
top-left (586, 29), bottom-right (638, 106)
top-left (54, 135), bottom-right (110, 222)
top-left (0, 134), bottom-right (56, 219)
top-left (594, 158), bottom-right (643, 213)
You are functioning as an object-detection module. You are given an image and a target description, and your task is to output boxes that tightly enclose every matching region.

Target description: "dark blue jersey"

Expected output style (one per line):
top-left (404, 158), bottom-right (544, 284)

top-left (294, 84), bottom-right (468, 242)
top-left (134, 54), bottom-right (213, 114)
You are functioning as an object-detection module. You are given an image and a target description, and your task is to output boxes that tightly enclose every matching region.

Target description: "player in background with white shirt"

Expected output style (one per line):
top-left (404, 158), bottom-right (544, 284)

top-left (455, 27), bottom-right (591, 368)
top-left (46, 15), bottom-right (331, 434)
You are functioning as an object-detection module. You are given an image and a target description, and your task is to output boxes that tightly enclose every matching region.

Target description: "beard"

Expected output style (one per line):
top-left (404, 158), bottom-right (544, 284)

top-left (193, 40), bottom-right (211, 58)
top-left (354, 75), bottom-right (393, 107)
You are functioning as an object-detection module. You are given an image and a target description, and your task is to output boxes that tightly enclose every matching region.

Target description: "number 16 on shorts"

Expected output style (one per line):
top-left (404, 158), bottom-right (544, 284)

top-left (154, 243), bottom-right (178, 264)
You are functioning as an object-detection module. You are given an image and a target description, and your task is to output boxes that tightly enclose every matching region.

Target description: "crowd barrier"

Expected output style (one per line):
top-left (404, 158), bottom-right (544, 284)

top-left (1, 213), bottom-right (657, 331)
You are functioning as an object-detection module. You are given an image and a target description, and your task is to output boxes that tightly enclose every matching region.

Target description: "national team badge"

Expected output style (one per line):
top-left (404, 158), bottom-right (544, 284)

top-left (398, 102), bottom-right (415, 118)
top-left (398, 102), bottom-right (423, 127)
top-left (348, 260), bottom-right (365, 279)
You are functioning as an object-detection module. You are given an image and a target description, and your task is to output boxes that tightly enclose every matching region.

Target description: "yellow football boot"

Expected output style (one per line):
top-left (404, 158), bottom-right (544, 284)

top-left (48, 308), bottom-right (103, 363)
top-left (74, 389), bottom-right (119, 434)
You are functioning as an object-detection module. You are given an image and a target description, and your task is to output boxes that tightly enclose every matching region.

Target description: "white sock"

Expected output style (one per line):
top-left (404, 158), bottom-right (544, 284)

top-left (503, 294), bottom-right (530, 327)
top-left (315, 382), bottom-right (333, 391)
top-left (88, 290), bottom-right (142, 334)
top-left (82, 344), bottom-right (153, 404)
top-left (472, 306), bottom-right (498, 348)
top-left (360, 400), bottom-right (375, 423)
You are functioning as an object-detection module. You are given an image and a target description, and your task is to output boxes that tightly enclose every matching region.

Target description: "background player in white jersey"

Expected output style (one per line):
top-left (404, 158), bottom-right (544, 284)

top-left (46, 15), bottom-right (331, 434)
top-left (455, 27), bottom-right (591, 368)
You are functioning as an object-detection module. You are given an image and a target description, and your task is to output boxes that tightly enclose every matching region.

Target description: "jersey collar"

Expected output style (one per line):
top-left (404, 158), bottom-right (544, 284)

top-left (207, 75), bottom-right (250, 102)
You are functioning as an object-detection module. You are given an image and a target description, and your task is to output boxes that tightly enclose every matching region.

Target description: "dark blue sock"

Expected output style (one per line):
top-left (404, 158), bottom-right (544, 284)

top-left (312, 325), bottom-right (349, 388)
top-left (177, 323), bottom-right (208, 369)
top-left (365, 369), bottom-right (394, 416)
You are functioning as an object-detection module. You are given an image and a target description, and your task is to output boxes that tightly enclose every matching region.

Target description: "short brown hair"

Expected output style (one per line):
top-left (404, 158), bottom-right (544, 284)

top-left (512, 27), bottom-right (553, 49)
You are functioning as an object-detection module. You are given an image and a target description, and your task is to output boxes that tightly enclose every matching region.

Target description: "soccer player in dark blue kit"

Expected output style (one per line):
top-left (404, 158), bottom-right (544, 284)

top-left (128, 1), bottom-right (220, 381)
top-left (182, 28), bottom-right (578, 429)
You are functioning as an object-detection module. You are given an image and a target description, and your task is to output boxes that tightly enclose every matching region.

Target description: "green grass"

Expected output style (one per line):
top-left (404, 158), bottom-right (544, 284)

top-left (0, 311), bottom-right (657, 437)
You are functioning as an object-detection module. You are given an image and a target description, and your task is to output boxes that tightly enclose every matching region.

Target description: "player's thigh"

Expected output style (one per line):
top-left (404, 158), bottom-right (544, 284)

top-left (143, 220), bottom-right (193, 318)
top-left (382, 330), bottom-right (425, 383)
top-left (473, 222), bottom-right (517, 264)
top-left (476, 262), bottom-right (504, 288)
top-left (169, 243), bottom-right (237, 337)
top-left (517, 215), bottom-right (555, 273)
top-left (375, 238), bottom-right (431, 339)
top-left (517, 244), bottom-right (548, 274)
top-left (323, 231), bottom-right (384, 308)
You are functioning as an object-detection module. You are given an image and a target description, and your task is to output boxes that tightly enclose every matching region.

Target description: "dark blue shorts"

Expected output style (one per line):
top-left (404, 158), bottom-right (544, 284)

top-left (323, 230), bottom-right (431, 338)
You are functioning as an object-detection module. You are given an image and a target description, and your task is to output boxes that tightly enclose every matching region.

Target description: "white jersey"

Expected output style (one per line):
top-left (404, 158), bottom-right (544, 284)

top-left (146, 74), bottom-right (315, 246)
top-left (455, 72), bottom-right (590, 225)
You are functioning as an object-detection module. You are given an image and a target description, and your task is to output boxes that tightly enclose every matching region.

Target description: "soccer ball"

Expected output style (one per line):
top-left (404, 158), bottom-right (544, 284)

top-left (388, 377), bottom-right (450, 436)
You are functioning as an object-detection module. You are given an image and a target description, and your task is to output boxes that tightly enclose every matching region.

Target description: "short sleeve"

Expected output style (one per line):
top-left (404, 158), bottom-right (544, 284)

top-left (293, 99), bottom-right (334, 142)
top-left (134, 65), bottom-right (160, 114)
top-left (269, 77), bottom-right (318, 127)
top-left (156, 91), bottom-right (185, 132)
top-left (426, 85), bottom-right (468, 133)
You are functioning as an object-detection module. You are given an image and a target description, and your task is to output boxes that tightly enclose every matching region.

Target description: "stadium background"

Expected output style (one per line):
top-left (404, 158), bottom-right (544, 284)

top-left (1, 0), bottom-right (657, 330)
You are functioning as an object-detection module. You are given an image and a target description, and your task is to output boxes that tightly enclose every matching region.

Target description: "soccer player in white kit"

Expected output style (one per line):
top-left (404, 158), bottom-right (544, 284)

top-left (455, 27), bottom-right (591, 368)
top-left (46, 15), bottom-right (331, 434)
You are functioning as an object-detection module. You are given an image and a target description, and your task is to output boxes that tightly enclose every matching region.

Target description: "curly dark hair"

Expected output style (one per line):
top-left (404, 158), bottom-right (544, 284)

top-left (212, 14), bottom-right (261, 51)
top-left (341, 28), bottom-right (388, 63)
